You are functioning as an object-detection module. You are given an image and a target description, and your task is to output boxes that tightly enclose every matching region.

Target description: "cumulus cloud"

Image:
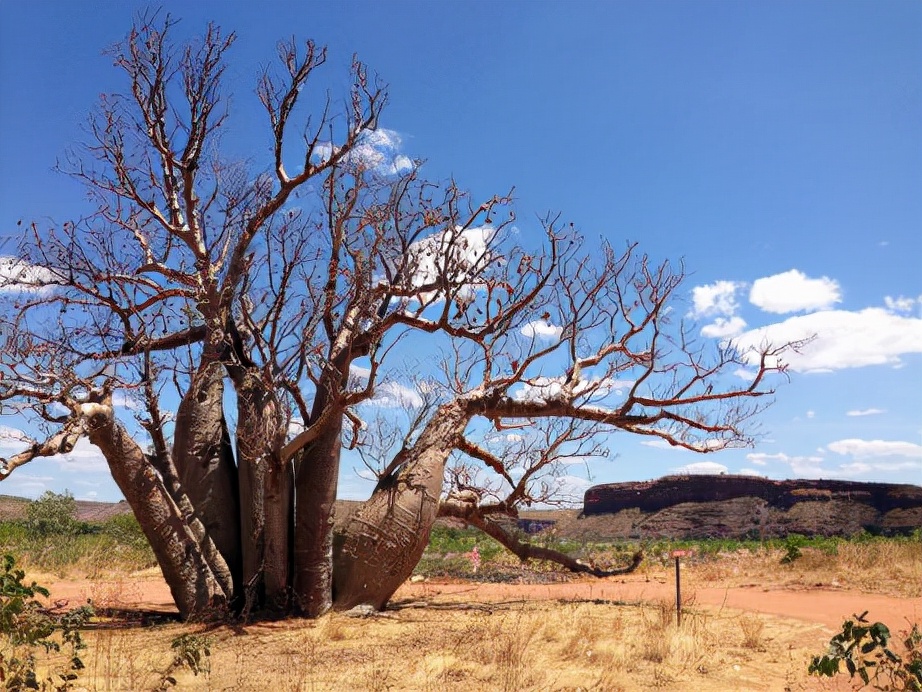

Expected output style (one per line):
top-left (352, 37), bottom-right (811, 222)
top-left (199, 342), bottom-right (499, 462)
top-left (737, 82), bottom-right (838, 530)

top-left (746, 451), bottom-right (827, 478)
top-left (520, 320), bottom-right (563, 339)
top-left (48, 438), bottom-right (109, 474)
top-left (846, 408), bottom-right (885, 417)
top-left (700, 316), bottom-right (747, 339)
top-left (730, 307), bottom-right (922, 372)
top-left (689, 281), bottom-right (748, 338)
top-left (690, 280), bottom-right (742, 318)
top-left (0, 256), bottom-right (62, 293)
top-left (671, 461), bottom-right (728, 475)
top-left (737, 468), bottom-right (766, 477)
top-left (826, 438), bottom-right (922, 459)
top-left (884, 295), bottom-right (920, 314)
top-left (747, 445), bottom-right (922, 480)
top-left (748, 269), bottom-right (841, 314)
top-left (371, 381), bottom-right (423, 409)
top-left (314, 128), bottom-right (414, 176)
top-left (402, 225), bottom-right (494, 305)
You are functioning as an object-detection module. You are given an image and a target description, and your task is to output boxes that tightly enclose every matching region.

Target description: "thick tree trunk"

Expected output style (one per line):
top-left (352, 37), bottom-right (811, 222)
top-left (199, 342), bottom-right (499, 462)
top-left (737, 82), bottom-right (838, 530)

top-left (80, 402), bottom-right (230, 619)
top-left (332, 401), bottom-right (469, 611)
top-left (234, 374), bottom-right (290, 612)
top-left (172, 360), bottom-right (241, 596)
top-left (292, 413), bottom-right (344, 617)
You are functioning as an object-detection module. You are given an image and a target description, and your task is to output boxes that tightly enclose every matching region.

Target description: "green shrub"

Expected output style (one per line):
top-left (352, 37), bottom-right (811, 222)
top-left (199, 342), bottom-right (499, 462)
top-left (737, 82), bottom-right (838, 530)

top-left (0, 554), bottom-right (93, 690)
top-left (780, 534), bottom-right (805, 564)
top-left (809, 611), bottom-right (922, 690)
top-left (25, 492), bottom-right (82, 538)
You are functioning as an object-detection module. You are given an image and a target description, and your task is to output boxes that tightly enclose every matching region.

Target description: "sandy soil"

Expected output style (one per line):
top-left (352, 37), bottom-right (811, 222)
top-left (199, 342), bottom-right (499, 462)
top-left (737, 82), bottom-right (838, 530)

top-left (36, 565), bottom-right (921, 633)
top-left (395, 574), bottom-right (922, 631)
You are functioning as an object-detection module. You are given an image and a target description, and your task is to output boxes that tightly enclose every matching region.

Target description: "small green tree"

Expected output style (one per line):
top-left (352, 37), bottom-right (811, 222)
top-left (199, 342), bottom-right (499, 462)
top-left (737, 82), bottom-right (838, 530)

top-left (25, 492), bottom-right (79, 538)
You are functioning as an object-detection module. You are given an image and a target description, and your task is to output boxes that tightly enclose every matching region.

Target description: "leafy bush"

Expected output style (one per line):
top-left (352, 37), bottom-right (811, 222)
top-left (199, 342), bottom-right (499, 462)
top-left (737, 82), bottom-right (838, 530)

top-left (0, 554), bottom-right (93, 690)
top-left (156, 633), bottom-right (212, 690)
top-left (25, 492), bottom-right (82, 538)
top-left (809, 611), bottom-right (922, 690)
top-left (780, 534), bottom-right (805, 564)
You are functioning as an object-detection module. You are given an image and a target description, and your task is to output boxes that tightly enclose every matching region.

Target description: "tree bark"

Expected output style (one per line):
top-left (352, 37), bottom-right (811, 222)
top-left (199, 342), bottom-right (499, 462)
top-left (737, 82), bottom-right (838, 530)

top-left (80, 402), bottom-right (230, 619)
top-left (292, 415), bottom-right (344, 617)
top-left (172, 360), bottom-right (241, 597)
top-left (233, 373), bottom-right (290, 612)
top-left (332, 400), bottom-right (470, 611)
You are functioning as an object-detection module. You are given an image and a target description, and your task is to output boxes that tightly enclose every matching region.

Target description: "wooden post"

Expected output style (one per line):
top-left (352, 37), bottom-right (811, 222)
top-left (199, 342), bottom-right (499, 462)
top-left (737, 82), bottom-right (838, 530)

top-left (675, 555), bottom-right (682, 626)
top-left (671, 549), bottom-right (692, 626)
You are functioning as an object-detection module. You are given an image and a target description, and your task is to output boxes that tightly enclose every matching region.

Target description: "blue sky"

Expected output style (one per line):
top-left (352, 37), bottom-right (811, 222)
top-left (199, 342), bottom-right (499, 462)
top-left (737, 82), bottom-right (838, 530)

top-left (1, 1), bottom-right (920, 502)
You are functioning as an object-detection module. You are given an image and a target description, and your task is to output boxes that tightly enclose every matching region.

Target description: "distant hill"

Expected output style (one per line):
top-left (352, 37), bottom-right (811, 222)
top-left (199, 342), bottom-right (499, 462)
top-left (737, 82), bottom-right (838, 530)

top-left (0, 494), bottom-right (132, 523)
top-left (5, 475), bottom-right (920, 542)
top-left (580, 475), bottom-right (922, 539)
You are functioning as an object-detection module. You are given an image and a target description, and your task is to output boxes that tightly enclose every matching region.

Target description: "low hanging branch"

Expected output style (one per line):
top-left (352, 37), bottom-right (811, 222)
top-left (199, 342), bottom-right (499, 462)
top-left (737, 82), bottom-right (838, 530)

top-left (438, 498), bottom-right (643, 577)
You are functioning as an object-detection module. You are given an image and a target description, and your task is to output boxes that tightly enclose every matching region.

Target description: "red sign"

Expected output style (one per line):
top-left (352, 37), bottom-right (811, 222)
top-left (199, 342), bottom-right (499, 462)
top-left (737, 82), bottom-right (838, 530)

top-left (671, 549), bottom-right (693, 558)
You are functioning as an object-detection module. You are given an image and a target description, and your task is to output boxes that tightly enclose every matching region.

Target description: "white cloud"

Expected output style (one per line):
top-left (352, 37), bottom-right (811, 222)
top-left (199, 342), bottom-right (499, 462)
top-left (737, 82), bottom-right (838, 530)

top-left (737, 468), bottom-right (766, 477)
top-left (0, 425), bottom-right (31, 444)
top-left (748, 451), bottom-right (827, 478)
top-left (806, 410), bottom-right (815, 419)
top-left (402, 226), bottom-right (494, 305)
top-left (520, 320), bottom-right (563, 340)
top-left (826, 438), bottom-right (922, 459)
top-left (837, 460), bottom-right (922, 475)
top-left (846, 408), bottom-right (885, 417)
top-left (640, 439), bottom-right (679, 450)
top-left (0, 256), bottom-right (62, 293)
top-left (313, 128), bottom-right (414, 176)
top-left (540, 474), bottom-right (591, 506)
top-left (671, 461), bottom-right (728, 475)
top-left (749, 269), bottom-right (841, 314)
top-left (690, 280), bottom-right (742, 318)
top-left (700, 316), bottom-right (747, 338)
top-left (884, 295), bottom-right (920, 314)
top-left (111, 390), bottom-right (142, 411)
top-left (513, 376), bottom-right (634, 403)
top-left (371, 381), bottom-right (423, 409)
top-left (747, 446), bottom-right (922, 480)
top-left (730, 307), bottom-right (922, 372)
top-left (48, 437), bottom-right (109, 474)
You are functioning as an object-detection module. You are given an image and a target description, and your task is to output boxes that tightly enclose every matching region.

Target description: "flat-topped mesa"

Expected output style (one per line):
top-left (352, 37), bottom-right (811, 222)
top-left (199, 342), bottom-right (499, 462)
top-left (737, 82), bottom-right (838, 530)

top-left (582, 475), bottom-right (922, 538)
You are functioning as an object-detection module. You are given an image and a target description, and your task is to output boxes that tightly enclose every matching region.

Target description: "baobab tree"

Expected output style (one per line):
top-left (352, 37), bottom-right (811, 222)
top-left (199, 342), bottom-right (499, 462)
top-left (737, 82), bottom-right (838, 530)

top-left (0, 15), bottom-right (793, 620)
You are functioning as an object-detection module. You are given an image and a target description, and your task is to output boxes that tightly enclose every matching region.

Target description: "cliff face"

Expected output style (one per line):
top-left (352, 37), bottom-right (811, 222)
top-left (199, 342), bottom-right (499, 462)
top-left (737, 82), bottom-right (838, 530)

top-left (582, 475), bottom-right (922, 539)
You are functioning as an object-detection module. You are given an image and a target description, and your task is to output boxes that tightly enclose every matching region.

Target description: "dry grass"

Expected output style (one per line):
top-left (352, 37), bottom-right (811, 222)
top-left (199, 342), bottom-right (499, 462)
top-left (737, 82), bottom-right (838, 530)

top-left (12, 536), bottom-right (920, 690)
top-left (34, 600), bottom-right (832, 691)
top-left (690, 540), bottom-right (922, 598)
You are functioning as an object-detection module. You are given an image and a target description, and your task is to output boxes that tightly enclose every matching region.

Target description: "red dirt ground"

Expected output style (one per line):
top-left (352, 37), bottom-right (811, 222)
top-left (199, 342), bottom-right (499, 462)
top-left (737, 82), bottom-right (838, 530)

top-left (37, 568), bottom-right (921, 633)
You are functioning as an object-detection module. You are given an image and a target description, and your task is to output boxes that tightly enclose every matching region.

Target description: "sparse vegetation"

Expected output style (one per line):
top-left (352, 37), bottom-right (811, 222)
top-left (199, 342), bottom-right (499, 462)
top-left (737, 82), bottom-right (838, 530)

top-left (0, 501), bottom-right (918, 689)
top-left (810, 611), bottom-right (922, 690)
top-left (0, 554), bottom-right (93, 690)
